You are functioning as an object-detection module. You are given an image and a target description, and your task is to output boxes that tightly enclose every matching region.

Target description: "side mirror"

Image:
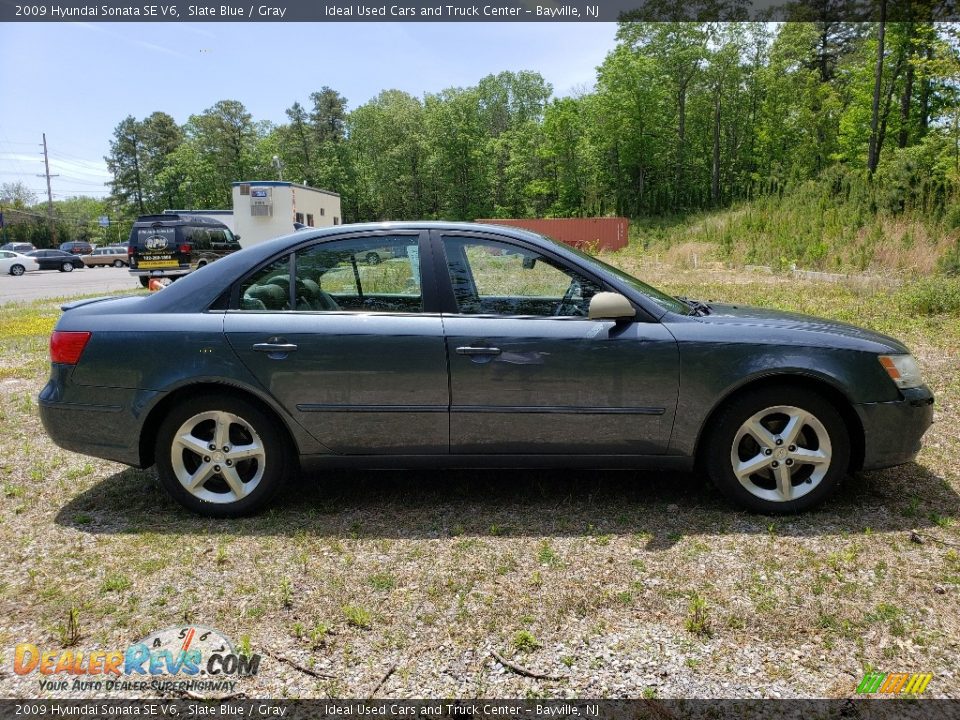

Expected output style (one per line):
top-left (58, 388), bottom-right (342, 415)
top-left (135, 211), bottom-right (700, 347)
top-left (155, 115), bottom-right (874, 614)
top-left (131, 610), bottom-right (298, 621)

top-left (588, 292), bottom-right (636, 321)
top-left (522, 256), bottom-right (537, 270)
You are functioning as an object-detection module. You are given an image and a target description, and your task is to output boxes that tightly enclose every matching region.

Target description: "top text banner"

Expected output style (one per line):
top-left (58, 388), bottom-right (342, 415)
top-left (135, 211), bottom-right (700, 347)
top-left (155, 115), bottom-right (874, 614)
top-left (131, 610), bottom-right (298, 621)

top-left (1, 0), bottom-right (955, 21)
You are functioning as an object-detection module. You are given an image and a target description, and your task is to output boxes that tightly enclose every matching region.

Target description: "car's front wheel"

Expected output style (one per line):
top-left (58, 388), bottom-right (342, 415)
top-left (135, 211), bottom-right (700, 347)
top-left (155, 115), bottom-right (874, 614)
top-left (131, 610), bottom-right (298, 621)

top-left (10, 264), bottom-right (25, 276)
top-left (61, 262), bottom-right (74, 272)
top-left (704, 386), bottom-right (849, 514)
top-left (154, 395), bottom-right (288, 517)
top-left (365, 252), bottom-right (381, 265)
top-left (113, 259), bottom-right (124, 267)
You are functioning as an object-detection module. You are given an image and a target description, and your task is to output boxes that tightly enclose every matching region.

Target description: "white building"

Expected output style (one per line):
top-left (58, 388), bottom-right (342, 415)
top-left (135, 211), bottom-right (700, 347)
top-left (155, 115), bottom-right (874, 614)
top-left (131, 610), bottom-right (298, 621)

top-left (231, 181), bottom-right (342, 246)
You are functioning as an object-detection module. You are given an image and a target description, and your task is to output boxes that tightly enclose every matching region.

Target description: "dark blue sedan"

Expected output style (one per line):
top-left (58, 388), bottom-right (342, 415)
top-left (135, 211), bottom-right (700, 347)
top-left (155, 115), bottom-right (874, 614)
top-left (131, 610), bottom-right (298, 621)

top-left (39, 223), bottom-right (934, 517)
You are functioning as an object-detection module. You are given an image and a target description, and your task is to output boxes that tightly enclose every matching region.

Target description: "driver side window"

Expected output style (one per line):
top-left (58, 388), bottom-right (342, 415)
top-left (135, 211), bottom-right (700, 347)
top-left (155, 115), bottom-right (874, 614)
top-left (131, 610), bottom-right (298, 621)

top-left (442, 237), bottom-right (602, 317)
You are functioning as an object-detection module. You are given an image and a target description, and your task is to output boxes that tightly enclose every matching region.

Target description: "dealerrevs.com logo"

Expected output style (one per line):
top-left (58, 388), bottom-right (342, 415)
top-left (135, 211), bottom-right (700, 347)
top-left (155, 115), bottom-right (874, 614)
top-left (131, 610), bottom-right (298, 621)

top-left (13, 625), bottom-right (260, 693)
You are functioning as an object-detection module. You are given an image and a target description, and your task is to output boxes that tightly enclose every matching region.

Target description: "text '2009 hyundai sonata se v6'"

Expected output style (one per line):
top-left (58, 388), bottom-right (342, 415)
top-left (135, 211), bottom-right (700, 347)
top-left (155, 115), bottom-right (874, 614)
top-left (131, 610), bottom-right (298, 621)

top-left (39, 222), bottom-right (934, 517)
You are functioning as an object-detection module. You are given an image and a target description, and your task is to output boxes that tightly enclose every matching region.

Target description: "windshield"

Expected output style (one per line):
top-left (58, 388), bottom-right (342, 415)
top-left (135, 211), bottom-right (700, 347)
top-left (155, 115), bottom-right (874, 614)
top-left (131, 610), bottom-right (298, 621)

top-left (553, 239), bottom-right (690, 315)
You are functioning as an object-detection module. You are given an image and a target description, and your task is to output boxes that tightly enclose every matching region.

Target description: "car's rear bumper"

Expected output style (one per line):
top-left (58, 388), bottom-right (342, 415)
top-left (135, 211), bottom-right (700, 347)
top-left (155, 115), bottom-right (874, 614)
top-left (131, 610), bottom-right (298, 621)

top-left (129, 269), bottom-right (191, 278)
top-left (38, 368), bottom-right (156, 467)
top-left (855, 385), bottom-right (935, 471)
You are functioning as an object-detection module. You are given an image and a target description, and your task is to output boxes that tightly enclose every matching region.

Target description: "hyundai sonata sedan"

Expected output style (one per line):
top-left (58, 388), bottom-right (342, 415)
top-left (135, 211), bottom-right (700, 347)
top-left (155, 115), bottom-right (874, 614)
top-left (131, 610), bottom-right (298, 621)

top-left (39, 222), bottom-right (934, 517)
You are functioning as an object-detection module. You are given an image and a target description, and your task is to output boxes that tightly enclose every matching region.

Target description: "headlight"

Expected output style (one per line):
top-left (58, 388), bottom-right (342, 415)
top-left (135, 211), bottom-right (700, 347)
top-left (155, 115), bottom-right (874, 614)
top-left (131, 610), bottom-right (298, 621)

top-left (878, 354), bottom-right (924, 390)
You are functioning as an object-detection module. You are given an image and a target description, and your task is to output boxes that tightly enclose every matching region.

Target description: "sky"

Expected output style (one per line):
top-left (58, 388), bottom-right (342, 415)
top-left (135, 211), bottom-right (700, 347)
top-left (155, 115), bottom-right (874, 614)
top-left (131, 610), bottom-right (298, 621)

top-left (0, 21), bottom-right (618, 203)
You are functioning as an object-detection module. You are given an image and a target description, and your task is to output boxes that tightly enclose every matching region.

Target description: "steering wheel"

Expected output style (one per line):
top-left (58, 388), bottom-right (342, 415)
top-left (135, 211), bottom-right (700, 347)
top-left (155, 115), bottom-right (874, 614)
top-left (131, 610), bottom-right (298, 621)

top-left (553, 278), bottom-right (583, 317)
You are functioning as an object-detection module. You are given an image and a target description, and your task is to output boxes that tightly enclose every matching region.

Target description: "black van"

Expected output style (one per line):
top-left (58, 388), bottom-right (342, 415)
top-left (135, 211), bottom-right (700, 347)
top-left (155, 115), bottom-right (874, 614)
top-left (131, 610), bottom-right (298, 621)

top-left (128, 214), bottom-right (241, 287)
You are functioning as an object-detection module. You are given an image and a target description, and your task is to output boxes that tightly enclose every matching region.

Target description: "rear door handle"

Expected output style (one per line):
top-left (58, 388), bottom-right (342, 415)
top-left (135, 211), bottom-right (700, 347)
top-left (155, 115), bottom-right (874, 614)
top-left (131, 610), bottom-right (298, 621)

top-left (253, 343), bottom-right (299, 353)
top-left (456, 346), bottom-right (502, 356)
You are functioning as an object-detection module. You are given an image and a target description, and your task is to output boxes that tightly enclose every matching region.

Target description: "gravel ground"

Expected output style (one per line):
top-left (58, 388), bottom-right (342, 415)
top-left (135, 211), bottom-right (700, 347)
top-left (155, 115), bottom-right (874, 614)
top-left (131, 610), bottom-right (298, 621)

top-left (0, 267), bottom-right (957, 701)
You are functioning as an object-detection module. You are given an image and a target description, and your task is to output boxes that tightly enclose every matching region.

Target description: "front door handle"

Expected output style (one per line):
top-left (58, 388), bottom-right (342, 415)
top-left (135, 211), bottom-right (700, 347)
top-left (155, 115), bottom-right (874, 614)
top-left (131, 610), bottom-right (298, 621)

top-left (253, 342), bottom-right (299, 353)
top-left (456, 346), bottom-right (502, 356)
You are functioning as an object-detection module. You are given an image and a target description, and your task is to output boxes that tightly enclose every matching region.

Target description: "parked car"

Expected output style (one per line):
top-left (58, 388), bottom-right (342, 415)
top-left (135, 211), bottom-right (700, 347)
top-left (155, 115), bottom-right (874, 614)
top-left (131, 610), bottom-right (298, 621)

top-left (128, 214), bottom-right (241, 288)
top-left (83, 246), bottom-right (128, 268)
top-left (27, 249), bottom-right (85, 272)
top-left (1, 242), bottom-right (36, 254)
top-left (60, 241), bottom-right (94, 255)
top-left (0, 250), bottom-right (40, 276)
top-left (39, 222), bottom-right (934, 518)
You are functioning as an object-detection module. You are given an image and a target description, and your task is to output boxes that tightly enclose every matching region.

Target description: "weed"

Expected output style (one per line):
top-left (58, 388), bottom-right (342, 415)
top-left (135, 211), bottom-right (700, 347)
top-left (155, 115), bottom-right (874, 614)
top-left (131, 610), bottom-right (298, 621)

top-left (310, 622), bottom-right (332, 648)
top-left (537, 541), bottom-right (561, 567)
top-left (343, 605), bottom-right (372, 630)
top-left (55, 606), bottom-right (81, 648)
top-left (368, 573), bottom-right (396, 591)
top-left (237, 635), bottom-right (252, 658)
top-left (684, 593), bottom-right (712, 638)
top-left (278, 578), bottom-right (293, 609)
top-left (511, 630), bottom-right (541, 653)
top-left (100, 574), bottom-right (131, 593)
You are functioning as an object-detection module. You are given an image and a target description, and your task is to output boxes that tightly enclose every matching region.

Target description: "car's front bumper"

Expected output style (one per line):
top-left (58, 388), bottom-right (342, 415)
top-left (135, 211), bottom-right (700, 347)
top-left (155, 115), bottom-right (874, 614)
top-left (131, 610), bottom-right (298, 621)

top-left (856, 385), bottom-right (935, 471)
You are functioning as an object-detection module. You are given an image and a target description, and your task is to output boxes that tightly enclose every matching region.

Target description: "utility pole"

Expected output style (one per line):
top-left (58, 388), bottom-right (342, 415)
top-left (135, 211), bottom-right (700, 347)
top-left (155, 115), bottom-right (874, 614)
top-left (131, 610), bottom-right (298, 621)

top-left (37, 133), bottom-right (59, 246)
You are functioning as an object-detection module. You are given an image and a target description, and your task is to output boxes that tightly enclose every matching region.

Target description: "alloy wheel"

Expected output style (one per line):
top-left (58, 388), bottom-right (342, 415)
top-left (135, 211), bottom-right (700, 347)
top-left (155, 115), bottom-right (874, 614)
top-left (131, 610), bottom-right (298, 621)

top-left (170, 410), bottom-right (267, 504)
top-left (729, 405), bottom-right (832, 503)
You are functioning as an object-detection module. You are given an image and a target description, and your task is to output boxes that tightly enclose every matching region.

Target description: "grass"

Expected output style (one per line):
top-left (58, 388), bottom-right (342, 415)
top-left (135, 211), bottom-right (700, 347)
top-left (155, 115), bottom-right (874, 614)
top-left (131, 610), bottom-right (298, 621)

top-left (626, 181), bottom-right (960, 276)
top-left (0, 266), bottom-right (957, 699)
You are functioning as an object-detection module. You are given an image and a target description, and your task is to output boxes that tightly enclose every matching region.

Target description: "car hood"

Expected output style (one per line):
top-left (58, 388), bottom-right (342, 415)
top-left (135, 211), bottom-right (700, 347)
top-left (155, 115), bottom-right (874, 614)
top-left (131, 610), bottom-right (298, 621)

top-left (695, 303), bottom-right (910, 353)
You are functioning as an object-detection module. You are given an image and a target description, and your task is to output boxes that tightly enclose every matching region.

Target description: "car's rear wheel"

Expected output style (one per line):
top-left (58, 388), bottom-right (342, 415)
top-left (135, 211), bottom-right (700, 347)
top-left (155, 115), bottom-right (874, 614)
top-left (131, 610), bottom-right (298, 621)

top-left (704, 386), bottom-right (849, 514)
top-left (113, 259), bottom-right (124, 267)
top-left (365, 252), bottom-right (381, 265)
top-left (10, 264), bottom-right (24, 276)
top-left (155, 395), bottom-right (288, 517)
top-left (61, 262), bottom-right (73, 272)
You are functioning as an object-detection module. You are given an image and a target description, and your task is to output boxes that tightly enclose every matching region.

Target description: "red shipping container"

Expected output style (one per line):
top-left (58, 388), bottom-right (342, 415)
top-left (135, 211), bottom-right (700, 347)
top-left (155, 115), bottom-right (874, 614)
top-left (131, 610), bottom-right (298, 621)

top-left (474, 217), bottom-right (629, 252)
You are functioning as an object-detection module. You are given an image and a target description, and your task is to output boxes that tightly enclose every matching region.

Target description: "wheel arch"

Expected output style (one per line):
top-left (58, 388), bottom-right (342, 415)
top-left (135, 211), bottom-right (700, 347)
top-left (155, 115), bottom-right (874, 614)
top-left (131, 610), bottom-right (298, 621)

top-left (138, 382), bottom-right (301, 470)
top-left (693, 372), bottom-right (865, 473)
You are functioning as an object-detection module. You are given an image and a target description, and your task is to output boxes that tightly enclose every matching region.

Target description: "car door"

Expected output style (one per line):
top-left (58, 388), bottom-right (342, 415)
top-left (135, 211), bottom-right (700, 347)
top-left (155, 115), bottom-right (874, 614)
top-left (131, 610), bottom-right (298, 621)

top-left (223, 230), bottom-right (449, 455)
top-left (435, 230), bottom-right (680, 455)
top-left (34, 251), bottom-right (53, 269)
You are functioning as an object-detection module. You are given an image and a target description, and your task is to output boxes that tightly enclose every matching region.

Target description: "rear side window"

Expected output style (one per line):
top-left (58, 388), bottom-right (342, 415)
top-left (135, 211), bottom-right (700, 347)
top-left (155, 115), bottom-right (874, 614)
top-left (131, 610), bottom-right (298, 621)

top-left (239, 256), bottom-right (292, 311)
top-left (184, 226), bottom-right (211, 250)
top-left (236, 235), bottom-right (423, 313)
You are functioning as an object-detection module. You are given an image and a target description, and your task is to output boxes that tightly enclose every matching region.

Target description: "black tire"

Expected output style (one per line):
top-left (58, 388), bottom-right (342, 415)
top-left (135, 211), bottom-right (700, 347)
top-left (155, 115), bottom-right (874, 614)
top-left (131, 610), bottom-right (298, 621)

top-left (10, 264), bottom-right (25, 276)
top-left (113, 259), bottom-right (124, 268)
top-left (703, 386), bottom-right (850, 514)
top-left (365, 252), bottom-right (381, 265)
top-left (139, 276), bottom-right (150, 288)
top-left (61, 262), bottom-right (73, 272)
top-left (154, 394), bottom-right (289, 517)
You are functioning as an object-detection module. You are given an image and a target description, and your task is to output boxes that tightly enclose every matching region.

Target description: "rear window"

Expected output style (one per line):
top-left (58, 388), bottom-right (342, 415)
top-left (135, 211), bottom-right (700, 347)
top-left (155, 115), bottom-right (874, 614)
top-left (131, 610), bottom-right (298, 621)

top-left (133, 226), bottom-right (177, 250)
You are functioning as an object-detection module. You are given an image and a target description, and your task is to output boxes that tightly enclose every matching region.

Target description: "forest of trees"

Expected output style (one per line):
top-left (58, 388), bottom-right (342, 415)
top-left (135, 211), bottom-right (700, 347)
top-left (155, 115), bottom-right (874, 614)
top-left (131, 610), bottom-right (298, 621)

top-left (5, 20), bottom-right (960, 266)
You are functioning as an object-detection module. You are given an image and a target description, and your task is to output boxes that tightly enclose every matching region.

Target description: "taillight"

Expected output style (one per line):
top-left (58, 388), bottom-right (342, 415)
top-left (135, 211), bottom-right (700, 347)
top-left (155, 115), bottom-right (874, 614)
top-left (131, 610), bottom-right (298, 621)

top-left (50, 331), bottom-right (91, 365)
top-left (179, 244), bottom-right (190, 254)
top-left (127, 246), bottom-right (134, 255)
